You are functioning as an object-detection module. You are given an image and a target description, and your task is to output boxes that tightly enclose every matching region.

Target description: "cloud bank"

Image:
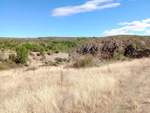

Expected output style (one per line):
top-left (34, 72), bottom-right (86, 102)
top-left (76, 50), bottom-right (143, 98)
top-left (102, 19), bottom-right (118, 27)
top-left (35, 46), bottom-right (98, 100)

top-left (51, 0), bottom-right (120, 17)
top-left (104, 18), bottom-right (150, 36)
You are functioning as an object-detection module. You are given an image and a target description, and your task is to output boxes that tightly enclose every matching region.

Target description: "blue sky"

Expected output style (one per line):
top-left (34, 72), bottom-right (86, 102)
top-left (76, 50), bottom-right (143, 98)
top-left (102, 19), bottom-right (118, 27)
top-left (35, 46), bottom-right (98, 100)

top-left (0, 0), bottom-right (150, 37)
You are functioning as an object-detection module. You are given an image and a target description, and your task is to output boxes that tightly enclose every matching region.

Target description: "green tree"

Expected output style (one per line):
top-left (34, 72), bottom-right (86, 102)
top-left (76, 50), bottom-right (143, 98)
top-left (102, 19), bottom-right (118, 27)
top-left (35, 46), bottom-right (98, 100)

top-left (22, 43), bottom-right (33, 50)
top-left (16, 46), bottom-right (29, 63)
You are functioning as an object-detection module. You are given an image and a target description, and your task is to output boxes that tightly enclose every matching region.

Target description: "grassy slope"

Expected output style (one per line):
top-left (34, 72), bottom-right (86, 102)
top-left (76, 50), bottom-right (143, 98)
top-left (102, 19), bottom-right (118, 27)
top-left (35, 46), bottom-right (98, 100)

top-left (0, 58), bottom-right (150, 113)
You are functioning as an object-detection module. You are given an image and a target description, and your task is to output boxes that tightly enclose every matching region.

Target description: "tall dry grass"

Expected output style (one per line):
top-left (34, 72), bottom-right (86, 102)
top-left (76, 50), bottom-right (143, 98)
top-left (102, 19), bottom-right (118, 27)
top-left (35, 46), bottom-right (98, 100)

top-left (0, 58), bottom-right (150, 113)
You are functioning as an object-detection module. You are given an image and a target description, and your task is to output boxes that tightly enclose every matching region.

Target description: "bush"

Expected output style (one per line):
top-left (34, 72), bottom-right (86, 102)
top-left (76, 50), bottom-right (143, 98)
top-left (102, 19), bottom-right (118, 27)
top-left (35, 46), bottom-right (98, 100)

top-left (136, 41), bottom-right (141, 49)
top-left (46, 41), bottom-right (78, 52)
top-left (9, 54), bottom-right (16, 62)
top-left (113, 53), bottom-right (126, 60)
top-left (45, 61), bottom-right (49, 64)
top-left (22, 43), bottom-right (33, 50)
top-left (40, 47), bottom-right (45, 58)
top-left (16, 46), bottom-right (29, 63)
top-left (0, 65), bottom-right (7, 70)
top-left (74, 57), bottom-right (97, 68)
top-left (76, 38), bottom-right (88, 42)
top-left (55, 57), bottom-right (63, 63)
top-left (0, 61), bottom-right (19, 70)
top-left (0, 58), bottom-right (4, 62)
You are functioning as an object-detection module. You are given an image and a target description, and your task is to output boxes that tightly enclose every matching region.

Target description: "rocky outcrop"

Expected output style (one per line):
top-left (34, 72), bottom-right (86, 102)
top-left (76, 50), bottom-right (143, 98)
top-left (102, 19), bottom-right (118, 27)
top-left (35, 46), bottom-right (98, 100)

top-left (80, 42), bottom-right (102, 54)
top-left (78, 41), bottom-right (124, 59)
top-left (77, 40), bottom-right (150, 60)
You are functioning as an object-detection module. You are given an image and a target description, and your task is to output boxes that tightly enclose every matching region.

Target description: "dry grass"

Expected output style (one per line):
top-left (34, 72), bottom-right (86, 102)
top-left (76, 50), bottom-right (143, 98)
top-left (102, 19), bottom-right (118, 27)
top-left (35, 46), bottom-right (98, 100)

top-left (0, 58), bottom-right (150, 113)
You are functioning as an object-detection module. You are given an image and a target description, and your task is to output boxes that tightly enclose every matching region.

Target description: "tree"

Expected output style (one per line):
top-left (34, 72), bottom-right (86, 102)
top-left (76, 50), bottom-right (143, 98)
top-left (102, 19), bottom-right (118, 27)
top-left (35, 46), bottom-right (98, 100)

top-left (16, 46), bottom-right (29, 63)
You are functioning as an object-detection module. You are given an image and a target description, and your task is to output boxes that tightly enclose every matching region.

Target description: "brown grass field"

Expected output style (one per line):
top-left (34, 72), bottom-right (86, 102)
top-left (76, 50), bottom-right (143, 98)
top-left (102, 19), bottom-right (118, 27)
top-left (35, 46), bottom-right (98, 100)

top-left (0, 58), bottom-right (150, 113)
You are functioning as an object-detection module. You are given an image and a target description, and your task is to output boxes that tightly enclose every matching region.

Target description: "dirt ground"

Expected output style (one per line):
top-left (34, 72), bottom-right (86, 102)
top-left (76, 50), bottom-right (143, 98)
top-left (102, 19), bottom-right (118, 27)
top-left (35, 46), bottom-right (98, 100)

top-left (0, 50), bottom-right (69, 67)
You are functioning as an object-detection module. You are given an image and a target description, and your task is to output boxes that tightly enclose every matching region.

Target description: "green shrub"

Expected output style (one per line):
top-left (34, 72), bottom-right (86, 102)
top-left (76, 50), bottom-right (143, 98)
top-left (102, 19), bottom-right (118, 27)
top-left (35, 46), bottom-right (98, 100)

top-left (32, 44), bottom-right (43, 52)
top-left (40, 47), bottom-right (45, 58)
top-left (52, 62), bottom-right (58, 66)
top-left (0, 58), bottom-right (4, 62)
top-left (0, 65), bottom-right (7, 70)
top-left (9, 54), bottom-right (16, 62)
top-left (16, 46), bottom-right (29, 63)
top-left (119, 55), bottom-right (126, 60)
top-left (0, 61), bottom-right (20, 70)
top-left (55, 57), bottom-right (63, 63)
top-left (1, 40), bottom-right (18, 50)
top-left (58, 58), bottom-right (63, 62)
top-left (45, 61), bottom-right (49, 64)
top-left (113, 53), bottom-right (126, 60)
top-left (46, 41), bottom-right (78, 52)
top-left (76, 38), bottom-right (88, 42)
top-left (22, 43), bottom-right (33, 50)
top-left (136, 41), bottom-right (141, 49)
top-left (74, 57), bottom-right (97, 68)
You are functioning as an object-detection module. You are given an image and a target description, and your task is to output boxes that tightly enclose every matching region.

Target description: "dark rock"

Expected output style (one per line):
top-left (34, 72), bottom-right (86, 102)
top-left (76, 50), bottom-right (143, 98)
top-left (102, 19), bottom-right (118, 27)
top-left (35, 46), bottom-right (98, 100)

top-left (124, 44), bottom-right (137, 57)
top-left (133, 49), bottom-right (150, 58)
top-left (78, 41), bottom-right (124, 59)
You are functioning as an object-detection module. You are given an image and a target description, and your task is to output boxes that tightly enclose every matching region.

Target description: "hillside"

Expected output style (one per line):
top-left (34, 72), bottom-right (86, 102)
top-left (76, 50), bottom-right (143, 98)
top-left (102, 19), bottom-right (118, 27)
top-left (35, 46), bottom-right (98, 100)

top-left (0, 35), bottom-right (150, 113)
top-left (0, 35), bottom-right (150, 70)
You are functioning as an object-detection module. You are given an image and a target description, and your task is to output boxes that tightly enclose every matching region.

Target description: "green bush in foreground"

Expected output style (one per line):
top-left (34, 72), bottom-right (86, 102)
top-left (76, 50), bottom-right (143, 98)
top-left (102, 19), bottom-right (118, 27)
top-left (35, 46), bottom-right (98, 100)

top-left (16, 46), bottom-right (29, 63)
top-left (74, 57), bottom-right (97, 68)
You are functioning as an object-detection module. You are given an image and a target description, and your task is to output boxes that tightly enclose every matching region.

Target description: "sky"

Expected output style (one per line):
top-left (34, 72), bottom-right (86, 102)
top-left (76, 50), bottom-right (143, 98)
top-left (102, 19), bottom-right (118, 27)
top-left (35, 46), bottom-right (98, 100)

top-left (0, 0), bottom-right (150, 37)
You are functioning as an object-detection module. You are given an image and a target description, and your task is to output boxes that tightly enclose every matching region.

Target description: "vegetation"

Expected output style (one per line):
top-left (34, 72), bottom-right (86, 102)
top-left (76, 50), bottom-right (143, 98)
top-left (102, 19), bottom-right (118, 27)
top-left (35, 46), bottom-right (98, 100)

top-left (1, 36), bottom-right (150, 112)
top-left (16, 46), bottom-right (29, 63)
top-left (0, 65), bottom-right (7, 70)
top-left (1, 58), bottom-right (150, 112)
top-left (55, 57), bottom-right (63, 63)
top-left (0, 61), bottom-right (21, 70)
top-left (44, 41), bottom-right (78, 53)
top-left (0, 58), bottom-right (4, 62)
top-left (74, 56), bottom-right (97, 68)
top-left (76, 37), bottom-right (88, 43)
top-left (0, 40), bottom-right (79, 58)
top-left (136, 41), bottom-right (141, 49)
top-left (9, 54), bottom-right (16, 62)
top-left (0, 35), bottom-right (150, 67)
top-left (25, 67), bottom-right (38, 71)
top-left (113, 52), bottom-right (126, 60)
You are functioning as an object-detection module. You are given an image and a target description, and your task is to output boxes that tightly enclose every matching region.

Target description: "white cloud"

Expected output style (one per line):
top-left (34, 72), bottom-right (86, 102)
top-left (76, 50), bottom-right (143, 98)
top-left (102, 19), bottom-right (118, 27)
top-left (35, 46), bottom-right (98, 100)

top-left (145, 29), bottom-right (150, 35)
top-left (103, 18), bottom-right (150, 36)
top-left (51, 0), bottom-right (120, 17)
